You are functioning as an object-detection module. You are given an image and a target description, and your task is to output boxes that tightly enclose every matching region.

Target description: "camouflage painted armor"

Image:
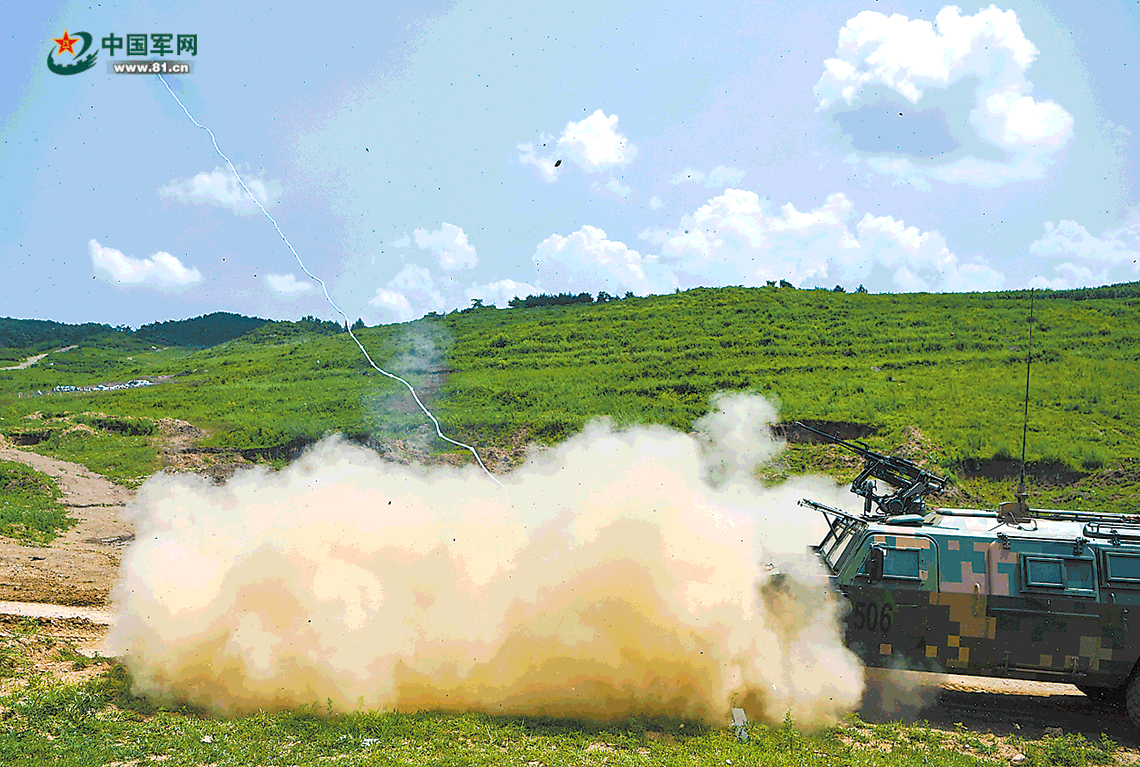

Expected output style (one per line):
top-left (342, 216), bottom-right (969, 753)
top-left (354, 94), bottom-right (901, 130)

top-left (795, 421), bottom-right (1140, 724)
top-left (814, 506), bottom-right (1139, 690)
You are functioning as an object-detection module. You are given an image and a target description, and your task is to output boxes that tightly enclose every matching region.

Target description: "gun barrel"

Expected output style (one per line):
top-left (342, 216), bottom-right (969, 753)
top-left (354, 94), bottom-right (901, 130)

top-left (794, 421), bottom-right (879, 456)
top-left (795, 421), bottom-right (836, 442)
top-left (794, 421), bottom-right (948, 487)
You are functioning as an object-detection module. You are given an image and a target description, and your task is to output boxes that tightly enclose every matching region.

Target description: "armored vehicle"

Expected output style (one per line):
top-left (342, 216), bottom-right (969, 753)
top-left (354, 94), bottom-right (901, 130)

top-left (796, 422), bottom-right (1140, 725)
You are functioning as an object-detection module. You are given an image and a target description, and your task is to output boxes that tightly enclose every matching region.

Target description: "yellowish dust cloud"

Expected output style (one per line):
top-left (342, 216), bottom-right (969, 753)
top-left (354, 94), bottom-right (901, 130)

top-left (109, 393), bottom-right (864, 725)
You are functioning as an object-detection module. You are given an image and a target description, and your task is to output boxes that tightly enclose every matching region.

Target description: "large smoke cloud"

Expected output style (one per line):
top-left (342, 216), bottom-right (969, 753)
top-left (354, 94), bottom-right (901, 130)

top-left (109, 393), bottom-right (863, 726)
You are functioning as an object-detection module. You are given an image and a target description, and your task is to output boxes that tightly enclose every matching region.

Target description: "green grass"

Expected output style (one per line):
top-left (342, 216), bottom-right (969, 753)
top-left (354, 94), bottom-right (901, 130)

top-left (0, 287), bottom-right (1137, 509)
top-left (27, 427), bottom-right (161, 487)
top-left (433, 289), bottom-right (1140, 456)
top-left (0, 622), bottom-right (1128, 767)
top-left (0, 324), bottom-right (433, 458)
top-left (0, 459), bottom-right (74, 544)
top-left (0, 654), bottom-right (1122, 766)
top-left (1019, 731), bottom-right (1119, 767)
top-left (0, 675), bottom-right (1002, 766)
top-left (2, 294), bottom-right (1136, 763)
top-left (2, 413), bottom-right (161, 487)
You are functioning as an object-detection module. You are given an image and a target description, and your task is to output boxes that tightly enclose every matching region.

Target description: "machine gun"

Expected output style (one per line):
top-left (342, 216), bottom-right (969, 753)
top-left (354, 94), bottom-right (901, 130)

top-left (794, 422), bottom-right (948, 519)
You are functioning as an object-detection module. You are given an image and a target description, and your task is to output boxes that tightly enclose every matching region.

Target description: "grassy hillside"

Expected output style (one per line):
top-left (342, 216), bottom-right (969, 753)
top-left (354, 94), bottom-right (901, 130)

top-left (0, 312), bottom-right (341, 364)
top-left (437, 287), bottom-right (1137, 456)
top-left (0, 286), bottom-right (1137, 509)
top-left (0, 318), bottom-right (128, 354)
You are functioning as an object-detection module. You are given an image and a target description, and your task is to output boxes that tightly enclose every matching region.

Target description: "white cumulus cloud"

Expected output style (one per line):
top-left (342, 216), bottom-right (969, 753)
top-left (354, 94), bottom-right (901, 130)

top-left (559, 110), bottom-right (636, 172)
top-left (373, 189), bottom-right (1014, 323)
top-left (158, 166), bottom-right (280, 215)
top-left (413, 223), bottom-right (477, 270)
top-left (853, 212), bottom-right (1004, 292)
top-left (368, 288), bottom-right (417, 322)
top-left (265, 273), bottom-right (314, 296)
top-left (368, 266), bottom-right (538, 321)
top-left (466, 278), bottom-right (540, 308)
top-left (89, 239), bottom-right (202, 289)
top-left (533, 225), bottom-right (670, 296)
top-left (368, 264), bottom-right (447, 323)
top-left (1027, 215), bottom-right (1140, 289)
top-left (518, 110), bottom-right (635, 184)
top-left (641, 189), bottom-right (1004, 293)
top-left (815, 5), bottom-right (1074, 186)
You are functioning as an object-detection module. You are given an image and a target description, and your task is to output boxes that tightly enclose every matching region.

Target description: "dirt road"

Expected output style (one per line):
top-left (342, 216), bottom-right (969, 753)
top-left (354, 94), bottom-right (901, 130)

top-left (0, 445), bottom-right (133, 606)
top-left (1, 344), bottom-right (78, 370)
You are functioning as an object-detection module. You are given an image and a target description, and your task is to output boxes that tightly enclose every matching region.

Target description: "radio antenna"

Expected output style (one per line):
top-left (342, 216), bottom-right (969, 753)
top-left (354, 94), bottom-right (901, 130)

top-left (1016, 290), bottom-right (1035, 513)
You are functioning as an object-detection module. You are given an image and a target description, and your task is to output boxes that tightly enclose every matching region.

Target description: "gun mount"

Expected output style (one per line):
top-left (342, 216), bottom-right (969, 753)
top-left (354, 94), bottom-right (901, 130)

top-left (794, 422), bottom-right (948, 519)
top-left (780, 296), bottom-right (1140, 730)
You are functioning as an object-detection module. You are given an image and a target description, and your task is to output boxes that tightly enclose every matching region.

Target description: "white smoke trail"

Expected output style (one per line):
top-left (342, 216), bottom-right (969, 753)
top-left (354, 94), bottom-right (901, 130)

top-left (155, 75), bottom-right (500, 486)
top-left (109, 393), bottom-right (865, 726)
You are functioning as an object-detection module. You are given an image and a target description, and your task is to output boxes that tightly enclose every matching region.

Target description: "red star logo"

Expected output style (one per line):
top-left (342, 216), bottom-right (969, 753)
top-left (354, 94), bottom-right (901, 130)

top-left (53, 30), bottom-right (78, 57)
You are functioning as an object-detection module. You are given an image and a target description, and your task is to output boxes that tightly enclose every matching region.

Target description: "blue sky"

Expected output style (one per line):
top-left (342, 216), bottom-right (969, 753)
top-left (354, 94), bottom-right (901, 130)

top-left (2, 1), bottom-right (1138, 327)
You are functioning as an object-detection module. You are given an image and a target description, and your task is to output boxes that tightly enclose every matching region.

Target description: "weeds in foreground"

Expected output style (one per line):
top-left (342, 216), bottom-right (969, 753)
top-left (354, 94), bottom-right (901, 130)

top-left (0, 460), bottom-right (74, 544)
top-left (1020, 731), bottom-right (1118, 766)
top-left (0, 631), bottom-right (1131, 767)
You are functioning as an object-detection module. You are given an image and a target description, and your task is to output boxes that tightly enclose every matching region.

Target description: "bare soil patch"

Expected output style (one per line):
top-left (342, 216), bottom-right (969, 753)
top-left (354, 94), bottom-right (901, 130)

top-left (152, 417), bottom-right (253, 483)
top-left (0, 615), bottom-right (114, 695)
top-left (773, 420), bottom-right (879, 444)
top-left (0, 614), bottom-right (110, 657)
top-left (957, 456), bottom-right (1089, 485)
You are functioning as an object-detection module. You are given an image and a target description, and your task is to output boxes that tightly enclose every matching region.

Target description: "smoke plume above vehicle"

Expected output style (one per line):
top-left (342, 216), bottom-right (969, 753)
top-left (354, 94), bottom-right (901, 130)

top-left (109, 393), bottom-right (864, 726)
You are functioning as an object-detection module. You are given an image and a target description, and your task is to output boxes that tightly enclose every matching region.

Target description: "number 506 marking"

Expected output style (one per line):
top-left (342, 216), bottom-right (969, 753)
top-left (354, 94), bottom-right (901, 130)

top-left (851, 601), bottom-right (893, 634)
